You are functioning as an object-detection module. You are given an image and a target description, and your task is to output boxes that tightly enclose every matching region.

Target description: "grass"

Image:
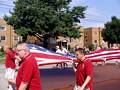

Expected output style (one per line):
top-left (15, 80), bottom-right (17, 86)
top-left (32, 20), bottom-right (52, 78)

top-left (0, 51), bottom-right (5, 64)
top-left (0, 57), bottom-right (5, 64)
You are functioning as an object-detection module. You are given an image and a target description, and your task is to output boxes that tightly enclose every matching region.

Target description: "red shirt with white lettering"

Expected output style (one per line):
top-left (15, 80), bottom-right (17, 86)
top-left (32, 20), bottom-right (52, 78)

top-left (5, 49), bottom-right (16, 69)
top-left (76, 59), bottom-right (93, 90)
top-left (16, 54), bottom-right (42, 90)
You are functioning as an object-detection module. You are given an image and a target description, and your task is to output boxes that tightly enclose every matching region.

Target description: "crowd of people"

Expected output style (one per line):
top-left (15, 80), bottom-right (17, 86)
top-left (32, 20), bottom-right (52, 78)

top-left (3, 43), bottom-right (94, 90)
top-left (5, 43), bottom-right (120, 90)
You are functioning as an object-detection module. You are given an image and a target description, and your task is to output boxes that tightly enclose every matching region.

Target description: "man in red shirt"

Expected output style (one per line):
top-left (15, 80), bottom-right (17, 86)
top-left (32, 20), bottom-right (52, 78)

top-left (4, 45), bottom-right (17, 90)
top-left (9, 43), bottom-right (42, 90)
top-left (72, 48), bottom-right (93, 90)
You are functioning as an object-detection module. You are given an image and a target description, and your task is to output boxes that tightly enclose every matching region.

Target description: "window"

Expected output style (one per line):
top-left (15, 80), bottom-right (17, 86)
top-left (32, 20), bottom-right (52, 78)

top-left (94, 40), bottom-right (97, 43)
top-left (50, 37), bottom-right (56, 44)
top-left (1, 36), bottom-right (5, 40)
top-left (14, 36), bottom-right (18, 41)
top-left (0, 25), bottom-right (6, 31)
top-left (85, 33), bottom-right (87, 36)
top-left (71, 38), bottom-right (74, 42)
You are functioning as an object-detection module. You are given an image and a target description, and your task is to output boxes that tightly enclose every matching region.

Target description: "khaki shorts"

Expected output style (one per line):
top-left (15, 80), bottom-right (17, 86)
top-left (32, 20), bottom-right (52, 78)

top-left (74, 84), bottom-right (90, 90)
top-left (5, 68), bottom-right (15, 80)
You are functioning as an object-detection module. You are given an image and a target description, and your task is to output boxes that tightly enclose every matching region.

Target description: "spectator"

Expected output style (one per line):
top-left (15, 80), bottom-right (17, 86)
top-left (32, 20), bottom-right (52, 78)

top-left (111, 44), bottom-right (119, 49)
top-left (83, 46), bottom-right (90, 54)
top-left (60, 46), bottom-right (69, 67)
top-left (55, 45), bottom-right (68, 68)
top-left (61, 46), bottom-right (69, 55)
top-left (8, 43), bottom-right (42, 90)
top-left (55, 45), bottom-right (63, 68)
top-left (55, 45), bottom-right (62, 54)
top-left (73, 45), bottom-right (80, 53)
top-left (72, 48), bottom-right (93, 90)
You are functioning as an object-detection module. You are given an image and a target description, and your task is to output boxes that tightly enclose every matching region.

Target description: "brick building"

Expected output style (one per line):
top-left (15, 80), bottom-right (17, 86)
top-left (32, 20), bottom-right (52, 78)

top-left (84, 27), bottom-right (103, 48)
top-left (57, 27), bottom-right (104, 50)
top-left (0, 19), bottom-right (22, 48)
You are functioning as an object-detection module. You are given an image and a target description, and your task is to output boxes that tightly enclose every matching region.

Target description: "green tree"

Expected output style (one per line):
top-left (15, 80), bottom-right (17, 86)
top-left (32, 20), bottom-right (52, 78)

top-left (102, 16), bottom-right (120, 46)
top-left (4, 0), bottom-right (86, 44)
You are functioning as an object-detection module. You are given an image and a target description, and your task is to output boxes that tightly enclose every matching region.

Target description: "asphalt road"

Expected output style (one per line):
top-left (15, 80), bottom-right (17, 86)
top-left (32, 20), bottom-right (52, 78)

top-left (1, 64), bottom-right (120, 90)
top-left (40, 67), bottom-right (75, 90)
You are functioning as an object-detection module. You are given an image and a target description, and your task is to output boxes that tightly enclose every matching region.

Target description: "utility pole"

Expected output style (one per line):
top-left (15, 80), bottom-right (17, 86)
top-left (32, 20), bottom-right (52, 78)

top-left (9, 25), bottom-right (12, 48)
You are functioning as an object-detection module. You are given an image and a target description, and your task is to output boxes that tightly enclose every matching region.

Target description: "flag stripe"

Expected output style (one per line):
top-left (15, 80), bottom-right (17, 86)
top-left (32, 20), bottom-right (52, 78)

top-left (28, 44), bottom-right (73, 65)
top-left (29, 44), bottom-right (120, 65)
top-left (85, 48), bottom-right (120, 61)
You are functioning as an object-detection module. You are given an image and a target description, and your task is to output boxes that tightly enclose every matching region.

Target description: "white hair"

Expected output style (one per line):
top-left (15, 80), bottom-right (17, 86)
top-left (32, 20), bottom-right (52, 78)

top-left (17, 43), bottom-right (30, 52)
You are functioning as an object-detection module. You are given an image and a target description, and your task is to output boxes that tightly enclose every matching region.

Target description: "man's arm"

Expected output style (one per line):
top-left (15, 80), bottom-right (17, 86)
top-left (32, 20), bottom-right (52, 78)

top-left (18, 82), bottom-right (28, 90)
top-left (15, 55), bottom-right (21, 61)
top-left (80, 76), bottom-right (91, 90)
top-left (72, 62), bottom-right (77, 72)
top-left (8, 79), bottom-right (16, 85)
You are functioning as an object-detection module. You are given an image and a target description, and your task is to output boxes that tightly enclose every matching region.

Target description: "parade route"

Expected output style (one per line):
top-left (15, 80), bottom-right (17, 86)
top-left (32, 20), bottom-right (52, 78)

top-left (1, 64), bottom-right (120, 90)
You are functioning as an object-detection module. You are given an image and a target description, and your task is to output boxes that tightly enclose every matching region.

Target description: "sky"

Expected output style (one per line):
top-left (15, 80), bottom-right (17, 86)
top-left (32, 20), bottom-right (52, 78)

top-left (0, 0), bottom-right (120, 28)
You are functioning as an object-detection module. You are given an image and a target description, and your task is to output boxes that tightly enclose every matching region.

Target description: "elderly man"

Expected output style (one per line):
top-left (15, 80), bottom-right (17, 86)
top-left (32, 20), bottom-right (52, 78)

top-left (9, 43), bottom-right (42, 90)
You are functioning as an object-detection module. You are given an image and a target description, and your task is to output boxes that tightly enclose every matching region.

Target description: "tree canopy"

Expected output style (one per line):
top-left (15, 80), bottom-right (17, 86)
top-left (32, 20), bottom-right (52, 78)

top-left (4, 0), bottom-right (86, 42)
top-left (102, 16), bottom-right (120, 45)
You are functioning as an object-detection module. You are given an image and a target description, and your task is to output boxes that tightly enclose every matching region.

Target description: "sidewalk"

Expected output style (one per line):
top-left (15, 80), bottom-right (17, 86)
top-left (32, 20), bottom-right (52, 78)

top-left (0, 64), bottom-right (5, 72)
top-left (0, 64), bottom-right (7, 90)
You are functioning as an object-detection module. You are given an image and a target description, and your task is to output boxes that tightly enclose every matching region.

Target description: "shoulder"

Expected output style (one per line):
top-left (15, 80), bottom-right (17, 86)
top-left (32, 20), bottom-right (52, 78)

top-left (84, 59), bottom-right (92, 64)
top-left (25, 54), bottom-right (36, 63)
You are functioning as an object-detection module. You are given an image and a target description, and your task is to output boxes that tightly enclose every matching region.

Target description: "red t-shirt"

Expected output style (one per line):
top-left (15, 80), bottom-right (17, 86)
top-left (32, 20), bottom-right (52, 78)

top-left (16, 54), bottom-right (42, 90)
top-left (76, 59), bottom-right (93, 90)
top-left (5, 49), bottom-right (16, 69)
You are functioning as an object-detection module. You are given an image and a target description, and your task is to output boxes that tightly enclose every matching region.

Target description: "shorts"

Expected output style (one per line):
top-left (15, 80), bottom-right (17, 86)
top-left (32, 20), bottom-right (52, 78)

top-left (5, 68), bottom-right (15, 80)
top-left (74, 84), bottom-right (90, 90)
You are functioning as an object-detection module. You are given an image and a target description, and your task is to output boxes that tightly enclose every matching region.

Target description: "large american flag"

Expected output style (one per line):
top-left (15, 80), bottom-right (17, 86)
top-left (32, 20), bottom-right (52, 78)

top-left (28, 44), bottom-right (72, 66)
top-left (85, 48), bottom-right (120, 62)
top-left (28, 44), bottom-right (120, 65)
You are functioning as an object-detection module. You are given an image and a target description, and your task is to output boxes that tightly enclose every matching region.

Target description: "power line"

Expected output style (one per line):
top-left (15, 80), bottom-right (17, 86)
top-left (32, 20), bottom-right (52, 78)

top-left (85, 13), bottom-right (108, 20)
top-left (80, 18), bottom-right (106, 23)
top-left (0, 2), bottom-right (14, 7)
top-left (0, 1), bottom-right (119, 24)
top-left (0, 6), bottom-right (13, 9)
top-left (86, 12), bottom-right (120, 20)
top-left (0, 6), bottom-right (107, 23)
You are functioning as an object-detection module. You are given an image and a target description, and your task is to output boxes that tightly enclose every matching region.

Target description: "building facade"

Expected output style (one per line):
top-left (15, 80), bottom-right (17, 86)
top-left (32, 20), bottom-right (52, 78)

top-left (68, 27), bottom-right (84, 48)
top-left (0, 19), bottom-right (22, 48)
top-left (57, 27), bottom-right (104, 49)
top-left (84, 27), bottom-right (103, 48)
